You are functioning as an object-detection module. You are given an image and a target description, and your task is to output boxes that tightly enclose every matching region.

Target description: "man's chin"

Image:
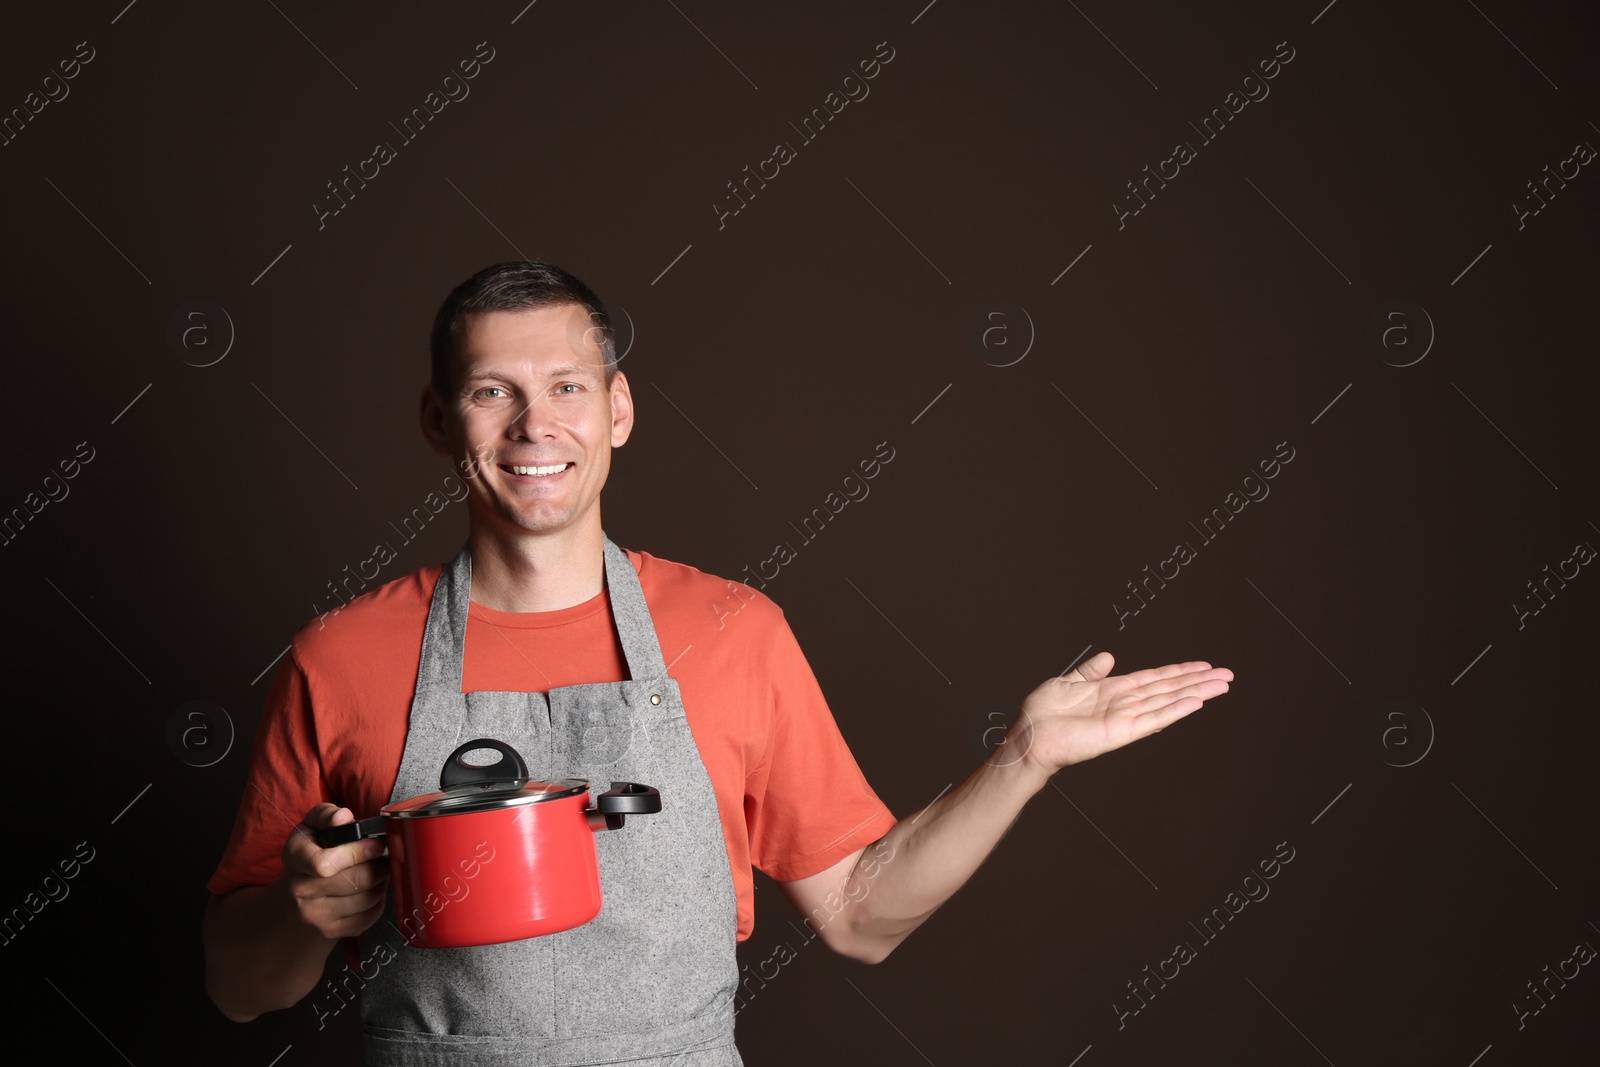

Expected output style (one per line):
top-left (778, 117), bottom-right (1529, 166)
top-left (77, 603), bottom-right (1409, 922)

top-left (490, 506), bottom-right (583, 537)
top-left (463, 493), bottom-right (600, 540)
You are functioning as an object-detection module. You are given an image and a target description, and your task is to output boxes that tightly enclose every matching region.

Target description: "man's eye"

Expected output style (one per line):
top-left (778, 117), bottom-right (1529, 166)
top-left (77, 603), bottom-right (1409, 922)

top-left (555, 383), bottom-right (581, 395)
top-left (477, 387), bottom-right (507, 399)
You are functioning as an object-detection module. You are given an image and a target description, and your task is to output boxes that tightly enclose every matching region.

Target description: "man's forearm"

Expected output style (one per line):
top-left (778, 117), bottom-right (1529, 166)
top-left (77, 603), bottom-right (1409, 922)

top-left (203, 881), bottom-right (340, 1022)
top-left (818, 655), bottom-right (1233, 962)
top-left (831, 755), bottom-right (1052, 962)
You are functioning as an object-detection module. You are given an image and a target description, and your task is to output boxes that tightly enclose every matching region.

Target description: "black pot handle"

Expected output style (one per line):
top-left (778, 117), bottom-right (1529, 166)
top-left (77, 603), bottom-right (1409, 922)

top-left (440, 738), bottom-right (530, 789)
top-left (315, 816), bottom-right (387, 848)
top-left (589, 782), bottom-right (662, 831)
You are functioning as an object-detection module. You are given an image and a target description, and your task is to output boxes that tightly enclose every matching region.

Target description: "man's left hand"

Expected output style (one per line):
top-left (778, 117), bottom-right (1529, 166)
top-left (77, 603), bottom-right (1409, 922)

top-left (1000, 652), bottom-right (1232, 778)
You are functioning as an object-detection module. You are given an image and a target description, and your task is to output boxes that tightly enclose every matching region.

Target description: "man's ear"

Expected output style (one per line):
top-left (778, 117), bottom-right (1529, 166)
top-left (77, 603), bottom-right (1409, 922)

top-left (609, 371), bottom-right (635, 448)
top-left (420, 384), bottom-right (452, 456)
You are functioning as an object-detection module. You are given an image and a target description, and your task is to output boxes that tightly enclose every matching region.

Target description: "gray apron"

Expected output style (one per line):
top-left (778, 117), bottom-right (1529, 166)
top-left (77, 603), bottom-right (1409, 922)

top-left (360, 537), bottom-right (743, 1066)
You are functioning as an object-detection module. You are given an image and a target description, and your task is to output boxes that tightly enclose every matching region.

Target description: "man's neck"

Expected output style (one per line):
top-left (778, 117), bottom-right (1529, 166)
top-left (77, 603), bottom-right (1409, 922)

top-left (466, 521), bottom-right (606, 614)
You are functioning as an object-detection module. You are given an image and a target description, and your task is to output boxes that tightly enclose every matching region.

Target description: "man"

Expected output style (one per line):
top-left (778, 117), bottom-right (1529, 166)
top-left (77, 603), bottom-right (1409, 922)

top-left (203, 261), bottom-right (1232, 1065)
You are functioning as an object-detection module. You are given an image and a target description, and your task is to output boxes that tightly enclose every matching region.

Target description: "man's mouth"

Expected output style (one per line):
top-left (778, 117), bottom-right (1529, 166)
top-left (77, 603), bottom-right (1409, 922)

top-left (500, 462), bottom-right (572, 479)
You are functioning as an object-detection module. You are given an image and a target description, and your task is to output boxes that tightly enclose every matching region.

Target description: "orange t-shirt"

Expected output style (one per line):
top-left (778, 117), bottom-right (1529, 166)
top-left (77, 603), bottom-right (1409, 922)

top-left (206, 548), bottom-right (897, 942)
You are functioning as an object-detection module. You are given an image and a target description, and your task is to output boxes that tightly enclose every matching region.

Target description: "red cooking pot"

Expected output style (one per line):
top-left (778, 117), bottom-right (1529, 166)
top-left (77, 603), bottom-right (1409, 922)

top-left (317, 738), bottom-right (660, 948)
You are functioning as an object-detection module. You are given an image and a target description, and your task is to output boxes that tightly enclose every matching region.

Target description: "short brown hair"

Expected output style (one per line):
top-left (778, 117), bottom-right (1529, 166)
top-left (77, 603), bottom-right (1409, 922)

top-left (428, 261), bottom-right (617, 397)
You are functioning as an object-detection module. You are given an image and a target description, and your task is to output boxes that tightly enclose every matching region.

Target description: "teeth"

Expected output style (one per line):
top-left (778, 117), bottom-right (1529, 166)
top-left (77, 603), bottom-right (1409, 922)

top-left (511, 464), bottom-right (567, 476)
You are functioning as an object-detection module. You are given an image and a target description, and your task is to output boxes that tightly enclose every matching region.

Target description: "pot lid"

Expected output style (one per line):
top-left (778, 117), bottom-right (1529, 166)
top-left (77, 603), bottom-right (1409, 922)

top-left (382, 777), bottom-right (591, 818)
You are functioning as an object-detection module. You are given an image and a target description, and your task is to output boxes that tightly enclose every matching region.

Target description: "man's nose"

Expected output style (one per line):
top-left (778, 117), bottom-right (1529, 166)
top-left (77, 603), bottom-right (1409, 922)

top-left (508, 394), bottom-right (554, 439)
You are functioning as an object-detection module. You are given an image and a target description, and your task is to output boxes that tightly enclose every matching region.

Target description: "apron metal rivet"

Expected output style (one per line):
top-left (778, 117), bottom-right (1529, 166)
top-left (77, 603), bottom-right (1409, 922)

top-left (650, 694), bottom-right (661, 705)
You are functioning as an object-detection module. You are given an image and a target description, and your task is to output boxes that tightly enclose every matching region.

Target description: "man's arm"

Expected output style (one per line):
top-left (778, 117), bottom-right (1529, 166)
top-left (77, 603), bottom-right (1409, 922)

top-left (203, 805), bottom-right (389, 1021)
top-left (777, 653), bottom-right (1231, 964)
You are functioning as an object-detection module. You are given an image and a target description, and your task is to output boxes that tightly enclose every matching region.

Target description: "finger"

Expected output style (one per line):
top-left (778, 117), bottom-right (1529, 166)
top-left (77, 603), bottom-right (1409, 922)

top-left (1132, 659), bottom-right (1216, 684)
top-left (313, 838), bottom-right (387, 881)
top-left (1130, 667), bottom-right (1234, 699)
top-left (1131, 678), bottom-right (1229, 720)
top-left (288, 863), bottom-right (389, 933)
top-left (321, 882), bottom-right (389, 919)
top-left (282, 804), bottom-right (346, 860)
top-left (1081, 651), bottom-right (1114, 679)
top-left (1115, 689), bottom-right (1208, 732)
top-left (302, 878), bottom-right (387, 914)
top-left (1136, 696), bottom-right (1206, 736)
top-left (311, 802), bottom-right (352, 829)
top-left (1058, 650), bottom-right (1113, 683)
top-left (351, 896), bottom-right (388, 931)
top-left (1120, 660), bottom-right (1218, 688)
top-left (285, 815), bottom-right (385, 881)
top-left (305, 887), bottom-right (390, 938)
top-left (1092, 667), bottom-right (1212, 710)
top-left (344, 895), bottom-right (390, 937)
top-left (315, 856), bottom-right (391, 897)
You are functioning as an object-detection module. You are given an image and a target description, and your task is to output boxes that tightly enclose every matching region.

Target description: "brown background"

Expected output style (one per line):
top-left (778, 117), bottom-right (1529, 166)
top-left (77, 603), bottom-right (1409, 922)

top-left (2, 1), bottom-right (1596, 1064)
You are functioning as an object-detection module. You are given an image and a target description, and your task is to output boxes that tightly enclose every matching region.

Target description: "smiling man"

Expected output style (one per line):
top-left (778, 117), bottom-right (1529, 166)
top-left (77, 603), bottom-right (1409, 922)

top-left (202, 260), bottom-right (1233, 1066)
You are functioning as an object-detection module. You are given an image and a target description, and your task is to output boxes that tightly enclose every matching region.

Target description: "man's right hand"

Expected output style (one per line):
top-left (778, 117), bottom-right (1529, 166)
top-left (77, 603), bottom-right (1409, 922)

top-left (281, 803), bottom-right (389, 940)
top-left (205, 804), bottom-right (390, 1021)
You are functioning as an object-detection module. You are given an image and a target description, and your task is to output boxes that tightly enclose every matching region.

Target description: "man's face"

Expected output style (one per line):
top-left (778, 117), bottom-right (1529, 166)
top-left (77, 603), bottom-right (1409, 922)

top-left (422, 303), bottom-right (632, 539)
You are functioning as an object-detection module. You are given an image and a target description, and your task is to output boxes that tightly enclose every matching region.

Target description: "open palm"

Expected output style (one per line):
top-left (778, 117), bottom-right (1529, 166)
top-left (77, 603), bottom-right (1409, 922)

top-left (1000, 651), bottom-right (1232, 775)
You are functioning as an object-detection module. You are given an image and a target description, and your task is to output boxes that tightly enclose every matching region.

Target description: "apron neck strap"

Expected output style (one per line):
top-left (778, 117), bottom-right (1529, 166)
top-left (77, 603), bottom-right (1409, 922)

top-left (600, 536), bottom-right (670, 682)
top-left (420, 534), bottom-right (669, 694)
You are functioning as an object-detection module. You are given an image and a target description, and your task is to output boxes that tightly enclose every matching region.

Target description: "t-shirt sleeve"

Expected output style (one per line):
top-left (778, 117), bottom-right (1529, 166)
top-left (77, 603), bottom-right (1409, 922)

top-left (206, 643), bottom-right (331, 895)
top-left (745, 610), bottom-right (897, 882)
